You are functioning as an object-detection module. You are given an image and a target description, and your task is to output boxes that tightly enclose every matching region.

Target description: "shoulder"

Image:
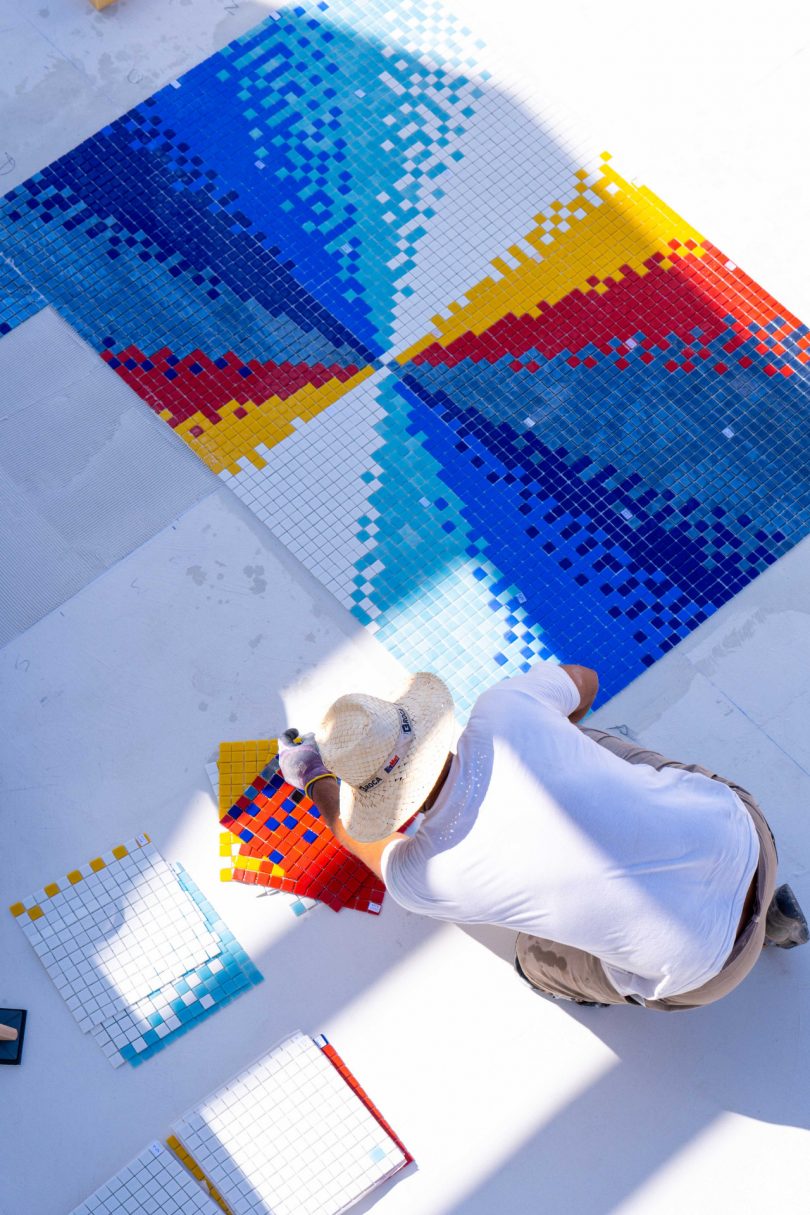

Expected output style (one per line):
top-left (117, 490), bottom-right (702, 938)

top-left (475, 662), bottom-right (580, 718)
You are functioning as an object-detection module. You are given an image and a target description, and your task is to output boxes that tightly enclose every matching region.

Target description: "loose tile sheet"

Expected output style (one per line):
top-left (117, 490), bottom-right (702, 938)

top-left (90, 864), bottom-right (263, 1068)
top-left (218, 743), bottom-right (385, 914)
top-left (208, 752), bottom-right (318, 917)
top-left (10, 836), bottom-right (216, 1029)
top-left (68, 1142), bottom-right (222, 1215)
top-left (171, 1031), bottom-right (408, 1215)
top-left (10, 837), bottom-right (261, 1065)
top-left (2, 0), bottom-right (807, 714)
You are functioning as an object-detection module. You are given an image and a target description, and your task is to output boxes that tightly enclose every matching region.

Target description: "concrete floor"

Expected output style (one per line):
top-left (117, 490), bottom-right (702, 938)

top-left (1, 3), bottom-right (809, 1213)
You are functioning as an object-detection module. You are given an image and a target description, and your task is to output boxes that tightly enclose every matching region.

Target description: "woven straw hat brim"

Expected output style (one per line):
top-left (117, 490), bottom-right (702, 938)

top-left (332, 672), bottom-right (455, 842)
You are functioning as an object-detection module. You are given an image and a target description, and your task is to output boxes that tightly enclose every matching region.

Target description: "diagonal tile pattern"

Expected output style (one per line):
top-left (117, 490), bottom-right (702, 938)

top-left (1, 0), bottom-right (808, 711)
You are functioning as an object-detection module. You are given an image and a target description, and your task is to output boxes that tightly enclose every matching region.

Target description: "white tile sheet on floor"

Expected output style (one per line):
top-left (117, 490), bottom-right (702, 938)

top-left (87, 860), bottom-right (263, 1070)
top-left (11, 837), bottom-right (219, 1031)
top-left (68, 1142), bottom-right (221, 1215)
top-left (171, 1031), bottom-right (406, 1215)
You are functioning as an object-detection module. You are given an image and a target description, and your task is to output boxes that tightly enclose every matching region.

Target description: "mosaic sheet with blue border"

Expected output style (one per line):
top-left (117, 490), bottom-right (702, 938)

top-left (91, 863), bottom-right (263, 1068)
top-left (1, 0), bottom-right (808, 711)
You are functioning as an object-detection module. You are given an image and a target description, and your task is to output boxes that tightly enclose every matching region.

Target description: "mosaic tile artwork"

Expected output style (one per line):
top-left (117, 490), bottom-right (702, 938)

top-left (90, 864), bottom-right (263, 1068)
top-left (2, 0), bottom-right (808, 711)
top-left (208, 750), bottom-right (318, 916)
top-left (217, 740), bottom-right (279, 817)
top-left (214, 741), bottom-right (277, 883)
top-left (219, 748), bottom-right (386, 914)
top-left (9, 835), bottom-right (217, 1031)
top-left (10, 837), bottom-right (260, 1066)
top-left (167, 1136), bottom-right (233, 1215)
top-left (68, 1142), bottom-right (222, 1215)
top-left (0, 254), bottom-right (45, 335)
top-left (317, 1034), bottom-right (413, 1168)
top-left (170, 1030), bottom-right (409, 1215)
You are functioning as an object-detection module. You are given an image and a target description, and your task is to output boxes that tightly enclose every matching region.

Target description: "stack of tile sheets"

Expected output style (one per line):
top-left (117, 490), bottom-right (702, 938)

top-left (69, 1032), bottom-right (411, 1215)
top-left (215, 741), bottom-right (386, 915)
top-left (208, 747), bottom-right (318, 917)
top-left (68, 1143), bottom-right (222, 1215)
top-left (9, 834), bottom-right (262, 1067)
top-left (170, 1030), bottom-right (410, 1215)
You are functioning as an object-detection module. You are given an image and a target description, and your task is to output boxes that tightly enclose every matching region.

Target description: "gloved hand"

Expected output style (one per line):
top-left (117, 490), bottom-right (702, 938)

top-left (276, 728), bottom-right (334, 796)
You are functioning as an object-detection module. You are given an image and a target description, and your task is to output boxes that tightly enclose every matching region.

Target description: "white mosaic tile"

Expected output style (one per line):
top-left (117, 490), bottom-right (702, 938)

top-left (68, 1142), bottom-right (221, 1215)
top-left (171, 1031), bottom-right (407, 1215)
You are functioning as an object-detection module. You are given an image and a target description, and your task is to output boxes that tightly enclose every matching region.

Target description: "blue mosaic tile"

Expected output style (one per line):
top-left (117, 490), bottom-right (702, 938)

top-left (90, 863), bottom-right (262, 1068)
top-left (1, 1), bottom-right (808, 713)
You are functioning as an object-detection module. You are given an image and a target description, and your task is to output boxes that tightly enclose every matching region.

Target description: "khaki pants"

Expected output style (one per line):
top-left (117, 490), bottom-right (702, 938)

top-left (515, 727), bottom-right (778, 1011)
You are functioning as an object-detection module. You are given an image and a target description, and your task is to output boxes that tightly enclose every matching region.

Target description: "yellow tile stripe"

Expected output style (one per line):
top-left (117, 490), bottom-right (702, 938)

top-left (166, 1137), bottom-right (234, 1215)
top-left (219, 831), bottom-right (242, 883)
top-left (233, 854), bottom-right (284, 878)
top-left (217, 739), bottom-right (279, 882)
top-left (8, 835), bottom-right (151, 915)
top-left (218, 739), bottom-right (277, 815)
top-left (162, 365), bottom-right (375, 476)
top-left (397, 157), bottom-right (707, 364)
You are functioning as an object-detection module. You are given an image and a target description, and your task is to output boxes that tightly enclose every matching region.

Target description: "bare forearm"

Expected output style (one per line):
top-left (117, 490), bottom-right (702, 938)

top-left (309, 774), bottom-right (368, 857)
top-left (307, 774), bottom-right (405, 880)
top-left (309, 775), bottom-right (340, 832)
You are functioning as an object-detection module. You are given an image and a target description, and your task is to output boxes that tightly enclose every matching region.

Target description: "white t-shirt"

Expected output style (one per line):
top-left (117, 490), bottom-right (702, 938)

top-left (382, 664), bottom-right (759, 1001)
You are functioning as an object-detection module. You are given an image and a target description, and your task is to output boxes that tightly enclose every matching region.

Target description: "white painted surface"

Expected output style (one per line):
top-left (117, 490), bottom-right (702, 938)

top-left (0, 310), bottom-right (217, 646)
top-left (1, 2), bottom-right (808, 1213)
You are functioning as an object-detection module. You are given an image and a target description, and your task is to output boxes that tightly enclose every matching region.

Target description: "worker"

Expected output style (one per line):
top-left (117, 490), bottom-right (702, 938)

top-left (277, 663), bottom-right (808, 1009)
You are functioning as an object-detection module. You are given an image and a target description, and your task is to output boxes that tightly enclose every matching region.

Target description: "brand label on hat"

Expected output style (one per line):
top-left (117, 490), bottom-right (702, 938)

top-left (358, 775), bottom-right (383, 793)
top-left (357, 708), bottom-right (413, 793)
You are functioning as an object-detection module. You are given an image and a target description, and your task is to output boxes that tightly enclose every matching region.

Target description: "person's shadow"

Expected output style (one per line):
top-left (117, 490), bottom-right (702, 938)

top-left (457, 918), bottom-right (808, 1214)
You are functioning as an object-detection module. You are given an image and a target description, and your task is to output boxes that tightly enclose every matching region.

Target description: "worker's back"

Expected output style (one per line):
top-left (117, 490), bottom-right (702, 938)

top-left (382, 664), bottom-right (759, 1002)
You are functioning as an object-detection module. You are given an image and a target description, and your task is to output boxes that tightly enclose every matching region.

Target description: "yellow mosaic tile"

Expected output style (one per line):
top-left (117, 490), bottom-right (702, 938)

top-left (166, 1136), bottom-right (234, 1214)
top-left (216, 740), bottom-right (278, 883)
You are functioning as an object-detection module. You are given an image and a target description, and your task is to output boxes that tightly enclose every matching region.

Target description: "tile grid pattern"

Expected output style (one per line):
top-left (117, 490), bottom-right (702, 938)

top-left (1, 0), bottom-right (808, 713)
top-left (91, 864), bottom-right (263, 1068)
top-left (318, 1035), bottom-right (414, 1166)
top-left (68, 1142), bottom-right (222, 1215)
top-left (219, 742), bottom-right (386, 914)
top-left (10, 837), bottom-right (261, 1067)
top-left (166, 1137), bottom-right (234, 1215)
top-left (69, 1035), bottom-right (410, 1215)
top-left (209, 748), bottom-right (319, 916)
top-left (170, 1030), bottom-right (408, 1215)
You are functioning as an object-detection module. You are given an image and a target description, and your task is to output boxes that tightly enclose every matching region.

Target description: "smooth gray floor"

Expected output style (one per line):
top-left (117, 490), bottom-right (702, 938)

top-left (0, 309), bottom-right (217, 646)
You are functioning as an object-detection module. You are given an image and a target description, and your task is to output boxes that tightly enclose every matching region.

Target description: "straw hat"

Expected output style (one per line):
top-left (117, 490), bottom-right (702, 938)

top-left (316, 672), bottom-right (455, 842)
